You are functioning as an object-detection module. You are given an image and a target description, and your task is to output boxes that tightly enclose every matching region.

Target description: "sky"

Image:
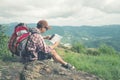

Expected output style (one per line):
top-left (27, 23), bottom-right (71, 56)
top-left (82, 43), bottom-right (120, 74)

top-left (0, 0), bottom-right (120, 26)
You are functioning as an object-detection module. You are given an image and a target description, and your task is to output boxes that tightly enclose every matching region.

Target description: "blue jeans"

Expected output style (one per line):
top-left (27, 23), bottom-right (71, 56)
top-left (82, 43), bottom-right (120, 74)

top-left (38, 51), bottom-right (52, 60)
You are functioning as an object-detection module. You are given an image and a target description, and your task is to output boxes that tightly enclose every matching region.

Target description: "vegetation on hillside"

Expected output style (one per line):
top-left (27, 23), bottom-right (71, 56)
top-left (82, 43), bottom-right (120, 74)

top-left (0, 25), bottom-right (12, 60)
top-left (71, 42), bottom-right (119, 55)
top-left (57, 43), bottom-right (120, 80)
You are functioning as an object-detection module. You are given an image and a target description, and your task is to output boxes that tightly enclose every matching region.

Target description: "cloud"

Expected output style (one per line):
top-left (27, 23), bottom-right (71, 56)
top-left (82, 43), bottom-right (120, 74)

top-left (82, 0), bottom-right (120, 13)
top-left (0, 0), bottom-right (120, 26)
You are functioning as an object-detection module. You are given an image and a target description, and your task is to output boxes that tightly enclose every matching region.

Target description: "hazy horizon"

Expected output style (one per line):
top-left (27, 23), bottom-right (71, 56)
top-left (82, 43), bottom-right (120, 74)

top-left (2, 22), bottom-right (120, 27)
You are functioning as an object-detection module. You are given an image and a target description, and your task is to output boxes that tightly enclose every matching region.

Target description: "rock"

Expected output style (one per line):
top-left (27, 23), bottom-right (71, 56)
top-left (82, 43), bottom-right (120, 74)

top-left (21, 60), bottom-right (101, 80)
top-left (0, 62), bottom-right (24, 80)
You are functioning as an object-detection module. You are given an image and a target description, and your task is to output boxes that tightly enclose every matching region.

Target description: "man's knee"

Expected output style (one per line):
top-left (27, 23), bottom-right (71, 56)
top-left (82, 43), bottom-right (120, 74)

top-left (51, 49), bottom-right (57, 55)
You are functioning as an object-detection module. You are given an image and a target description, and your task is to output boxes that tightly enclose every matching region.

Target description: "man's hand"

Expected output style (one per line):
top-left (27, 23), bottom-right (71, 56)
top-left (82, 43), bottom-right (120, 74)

top-left (43, 35), bottom-right (51, 40)
top-left (54, 41), bottom-right (60, 47)
top-left (50, 41), bottom-right (60, 49)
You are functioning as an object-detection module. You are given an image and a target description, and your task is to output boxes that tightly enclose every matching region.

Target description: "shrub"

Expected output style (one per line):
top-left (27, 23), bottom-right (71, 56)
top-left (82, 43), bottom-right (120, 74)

top-left (86, 48), bottom-right (100, 56)
top-left (0, 25), bottom-right (12, 60)
top-left (71, 42), bottom-right (86, 53)
top-left (98, 44), bottom-right (117, 55)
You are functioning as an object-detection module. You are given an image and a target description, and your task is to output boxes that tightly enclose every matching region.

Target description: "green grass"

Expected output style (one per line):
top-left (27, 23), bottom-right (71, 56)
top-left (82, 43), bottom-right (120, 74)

top-left (57, 48), bottom-right (120, 80)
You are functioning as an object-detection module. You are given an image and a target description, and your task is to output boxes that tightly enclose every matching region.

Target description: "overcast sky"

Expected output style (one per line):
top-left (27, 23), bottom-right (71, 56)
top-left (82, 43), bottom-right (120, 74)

top-left (0, 0), bottom-right (120, 26)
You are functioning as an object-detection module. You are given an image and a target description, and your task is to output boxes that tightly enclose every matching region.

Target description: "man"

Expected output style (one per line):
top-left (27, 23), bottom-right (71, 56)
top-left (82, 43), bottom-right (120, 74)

top-left (26, 20), bottom-right (74, 69)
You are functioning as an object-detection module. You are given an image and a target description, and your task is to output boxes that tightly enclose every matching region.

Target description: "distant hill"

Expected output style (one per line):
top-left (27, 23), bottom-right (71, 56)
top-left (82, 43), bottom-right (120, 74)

top-left (4, 23), bottom-right (120, 51)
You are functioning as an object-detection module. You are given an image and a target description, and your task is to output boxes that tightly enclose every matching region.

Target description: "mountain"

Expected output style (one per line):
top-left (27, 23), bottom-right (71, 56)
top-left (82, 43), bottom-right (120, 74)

top-left (4, 23), bottom-right (120, 51)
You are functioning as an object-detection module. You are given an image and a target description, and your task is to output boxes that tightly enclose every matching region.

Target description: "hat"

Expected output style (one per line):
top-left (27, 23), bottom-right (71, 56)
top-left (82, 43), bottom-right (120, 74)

top-left (37, 20), bottom-right (51, 29)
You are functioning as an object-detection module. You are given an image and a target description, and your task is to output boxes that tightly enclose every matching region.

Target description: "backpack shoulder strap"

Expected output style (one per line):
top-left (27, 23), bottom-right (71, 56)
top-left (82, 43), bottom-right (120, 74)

top-left (29, 28), bottom-right (40, 34)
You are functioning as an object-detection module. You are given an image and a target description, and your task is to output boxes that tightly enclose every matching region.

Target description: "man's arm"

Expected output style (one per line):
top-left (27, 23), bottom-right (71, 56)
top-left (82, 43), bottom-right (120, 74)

top-left (37, 34), bottom-right (60, 53)
top-left (43, 35), bottom-right (51, 40)
top-left (50, 41), bottom-right (60, 49)
top-left (37, 34), bottom-right (52, 53)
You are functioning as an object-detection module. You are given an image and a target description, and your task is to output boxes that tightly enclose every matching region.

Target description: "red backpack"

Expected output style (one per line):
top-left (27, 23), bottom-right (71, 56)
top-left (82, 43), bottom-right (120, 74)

top-left (8, 23), bottom-right (30, 57)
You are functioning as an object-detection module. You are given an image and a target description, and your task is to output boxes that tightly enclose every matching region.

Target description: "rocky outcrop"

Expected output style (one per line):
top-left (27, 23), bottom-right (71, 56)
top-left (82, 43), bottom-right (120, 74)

top-left (21, 60), bottom-right (101, 80)
top-left (0, 61), bottom-right (24, 80)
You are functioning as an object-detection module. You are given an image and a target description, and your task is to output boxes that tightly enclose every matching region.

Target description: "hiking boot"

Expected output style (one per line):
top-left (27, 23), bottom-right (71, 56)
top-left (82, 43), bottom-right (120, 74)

top-left (62, 63), bottom-right (75, 70)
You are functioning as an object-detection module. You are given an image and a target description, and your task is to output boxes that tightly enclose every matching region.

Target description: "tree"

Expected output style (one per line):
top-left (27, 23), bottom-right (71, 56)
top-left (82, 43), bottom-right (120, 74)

top-left (98, 44), bottom-right (116, 55)
top-left (71, 42), bottom-right (86, 53)
top-left (0, 25), bottom-right (10, 58)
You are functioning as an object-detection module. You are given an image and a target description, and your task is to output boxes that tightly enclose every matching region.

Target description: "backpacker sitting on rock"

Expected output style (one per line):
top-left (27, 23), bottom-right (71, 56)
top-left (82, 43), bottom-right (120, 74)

top-left (26, 20), bottom-right (75, 70)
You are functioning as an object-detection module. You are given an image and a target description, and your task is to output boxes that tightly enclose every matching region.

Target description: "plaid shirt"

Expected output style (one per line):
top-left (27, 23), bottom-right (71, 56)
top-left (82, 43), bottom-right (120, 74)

top-left (27, 28), bottom-right (52, 60)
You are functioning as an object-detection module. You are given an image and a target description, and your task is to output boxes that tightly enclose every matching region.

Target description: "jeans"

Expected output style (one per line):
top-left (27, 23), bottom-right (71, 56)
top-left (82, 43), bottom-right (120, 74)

top-left (38, 51), bottom-right (52, 60)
